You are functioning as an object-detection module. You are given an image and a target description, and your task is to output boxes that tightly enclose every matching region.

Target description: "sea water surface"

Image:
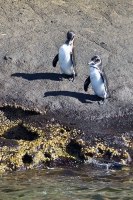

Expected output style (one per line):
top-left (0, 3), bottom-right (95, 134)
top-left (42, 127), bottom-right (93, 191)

top-left (0, 164), bottom-right (133, 200)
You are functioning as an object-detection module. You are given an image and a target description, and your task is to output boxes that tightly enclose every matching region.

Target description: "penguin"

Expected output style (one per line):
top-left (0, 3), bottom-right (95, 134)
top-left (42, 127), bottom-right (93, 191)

top-left (84, 55), bottom-right (110, 104)
top-left (52, 30), bottom-right (77, 81)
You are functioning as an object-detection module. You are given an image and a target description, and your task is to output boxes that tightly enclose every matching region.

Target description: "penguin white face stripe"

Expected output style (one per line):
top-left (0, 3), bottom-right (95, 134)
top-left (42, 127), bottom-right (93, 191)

top-left (88, 61), bottom-right (94, 65)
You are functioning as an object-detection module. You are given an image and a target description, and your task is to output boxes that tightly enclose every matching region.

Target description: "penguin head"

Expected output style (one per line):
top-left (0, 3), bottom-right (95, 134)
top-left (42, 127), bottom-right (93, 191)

top-left (88, 55), bottom-right (102, 66)
top-left (66, 30), bottom-right (75, 43)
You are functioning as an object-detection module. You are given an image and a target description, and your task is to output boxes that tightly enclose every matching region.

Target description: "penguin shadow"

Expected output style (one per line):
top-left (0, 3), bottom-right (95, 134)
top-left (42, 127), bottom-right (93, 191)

top-left (11, 72), bottom-right (63, 81)
top-left (44, 91), bottom-right (102, 104)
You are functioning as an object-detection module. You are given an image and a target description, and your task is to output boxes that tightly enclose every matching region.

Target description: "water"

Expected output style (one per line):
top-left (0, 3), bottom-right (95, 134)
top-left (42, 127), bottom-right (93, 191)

top-left (0, 164), bottom-right (133, 200)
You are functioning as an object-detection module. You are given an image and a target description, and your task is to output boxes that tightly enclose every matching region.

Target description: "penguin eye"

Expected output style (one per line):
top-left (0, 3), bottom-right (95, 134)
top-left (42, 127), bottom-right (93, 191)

top-left (71, 35), bottom-right (75, 40)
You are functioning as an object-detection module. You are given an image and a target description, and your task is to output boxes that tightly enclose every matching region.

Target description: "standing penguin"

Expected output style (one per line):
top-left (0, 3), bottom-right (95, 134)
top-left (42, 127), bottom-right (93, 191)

top-left (52, 30), bottom-right (77, 81)
top-left (84, 55), bottom-right (110, 104)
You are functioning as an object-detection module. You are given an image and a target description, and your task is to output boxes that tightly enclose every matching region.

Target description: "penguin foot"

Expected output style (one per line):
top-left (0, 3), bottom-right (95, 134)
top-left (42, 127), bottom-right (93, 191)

top-left (58, 76), bottom-right (64, 81)
top-left (68, 74), bottom-right (75, 82)
top-left (69, 77), bottom-right (74, 82)
top-left (98, 99), bottom-right (105, 105)
top-left (59, 74), bottom-right (75, 82)
top-left (59, 78), bottom-right (63, 81)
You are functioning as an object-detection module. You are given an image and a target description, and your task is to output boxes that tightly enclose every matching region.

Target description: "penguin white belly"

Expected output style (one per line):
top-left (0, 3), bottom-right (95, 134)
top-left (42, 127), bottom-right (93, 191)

top-left (90, 68), bottom-right (107, 98)
top-left (59, 44), bottom-right (74, 75)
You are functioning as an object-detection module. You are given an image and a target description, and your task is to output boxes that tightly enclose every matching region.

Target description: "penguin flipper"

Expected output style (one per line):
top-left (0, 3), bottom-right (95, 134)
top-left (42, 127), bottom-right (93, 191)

top-left (52, 54), bottom-right (58, 67)
top-left (71, 47), bottom-right (77, 76)
top-left (100, 70), bottom-right (111, 98)
top-left (100, 70), bottom-right (105, 83)
top-left (84, 76), bottom-right (90, 91)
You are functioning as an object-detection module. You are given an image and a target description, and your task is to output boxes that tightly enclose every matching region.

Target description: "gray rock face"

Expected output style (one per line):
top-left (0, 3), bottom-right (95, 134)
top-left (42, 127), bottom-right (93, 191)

top-left (1, 0), bottom-right (133, 126)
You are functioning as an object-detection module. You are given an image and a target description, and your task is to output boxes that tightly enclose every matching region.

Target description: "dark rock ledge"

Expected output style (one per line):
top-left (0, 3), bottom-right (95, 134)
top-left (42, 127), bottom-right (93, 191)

top-left (0, 105), bottom-right (133, 172)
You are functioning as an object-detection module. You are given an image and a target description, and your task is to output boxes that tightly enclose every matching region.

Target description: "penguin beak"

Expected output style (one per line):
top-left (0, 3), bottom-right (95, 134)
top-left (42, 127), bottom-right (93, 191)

top-left (88, 61), bottom-right (94, 65)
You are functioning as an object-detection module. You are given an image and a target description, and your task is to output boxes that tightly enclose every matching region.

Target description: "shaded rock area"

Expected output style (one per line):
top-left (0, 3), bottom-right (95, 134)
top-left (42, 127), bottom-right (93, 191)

top-left (0, 0), bottom-right (133, 171)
